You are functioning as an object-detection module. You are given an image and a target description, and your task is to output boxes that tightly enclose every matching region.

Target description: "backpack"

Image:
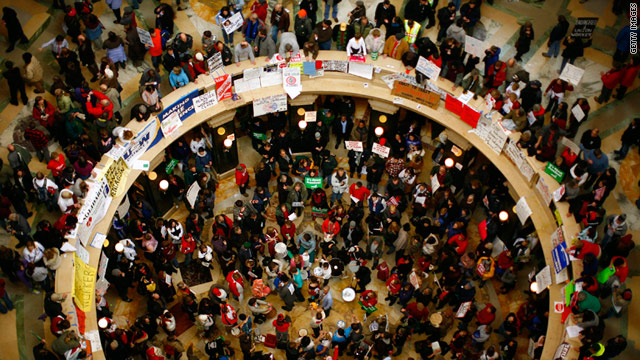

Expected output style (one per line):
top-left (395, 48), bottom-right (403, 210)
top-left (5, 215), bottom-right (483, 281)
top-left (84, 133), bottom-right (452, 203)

top-left (376, 262), bottom-right (389, 281)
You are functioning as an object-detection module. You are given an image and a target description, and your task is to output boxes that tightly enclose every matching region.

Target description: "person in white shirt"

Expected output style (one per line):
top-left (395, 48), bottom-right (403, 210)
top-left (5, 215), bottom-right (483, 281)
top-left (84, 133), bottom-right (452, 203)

top-left (57, 188), bottom-right (78, 213)
top-left (112, 126), bottom-right (134, 143)
top-left (346, 33), bottom-right (367, 56)
top-left (118, 239), bottom-right (137, 261)
top-left (190, 135), bottom-right (207, 154)
top-left (161, 219), bottom-right (184, 245)
top-left (330, 168), bottom-right (349, 206)
top-left (23, 240), bottom-right (45, 264)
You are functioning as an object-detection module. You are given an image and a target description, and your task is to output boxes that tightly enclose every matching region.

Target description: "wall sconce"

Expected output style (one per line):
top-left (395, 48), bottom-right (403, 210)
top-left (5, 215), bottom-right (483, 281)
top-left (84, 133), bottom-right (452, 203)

top-left (159, 179), bottom-right (169, 191)
top-left (217, 127), bottom-right (226, 136)
top-left (298, 120), bottom-right (308, 130)
top-left (379, 115), bottom-right (387, 123)
top-left (499, 211), bottom-right (509, 222)
top-left (444, 158), bottom-right (454, 168)
top-left (224, 138), bottom-right (233, 148)
top-left (98, 317), bottom-right (109, 329)
top-left (148, 171), bottom-right (157, 181)
top-left (374, 126), bottom-right (384, 137)
top-left (297, 108), bottom-right (306, 116)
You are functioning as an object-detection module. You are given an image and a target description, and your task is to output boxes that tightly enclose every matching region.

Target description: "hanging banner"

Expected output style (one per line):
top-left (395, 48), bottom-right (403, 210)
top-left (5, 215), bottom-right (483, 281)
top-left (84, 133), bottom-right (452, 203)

top-left (391, 81), bottom-right (440, 108)
top-left (123, 119), bottom-right (161, 165)
top-left (157, 89), bottom-right (198, 123)
top-left (253, 93), bottom-right (288, 117)
top-left (215, 74), bottom-right (233, 101)
top-left (72, 254), bottom-right (97, 312)
top-left (283, 67), bottom-right (302, 99)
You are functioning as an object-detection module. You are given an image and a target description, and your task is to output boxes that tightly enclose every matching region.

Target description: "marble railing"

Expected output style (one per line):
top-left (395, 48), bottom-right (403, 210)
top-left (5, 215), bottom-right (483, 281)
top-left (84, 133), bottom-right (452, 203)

top-left (55, 51), bottom-right (581, 359)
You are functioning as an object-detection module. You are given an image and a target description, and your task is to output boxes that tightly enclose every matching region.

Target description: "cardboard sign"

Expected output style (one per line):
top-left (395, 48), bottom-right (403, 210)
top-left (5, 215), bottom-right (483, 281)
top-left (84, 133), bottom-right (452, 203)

top-left (253, 93), bottom-right (288, 117)
top-left (571, 17), bottom-right (598, 38)
top-left (545, 162), bottom-right (565, 183)
top-left (304, 177), bottom-right (323, 189)
top-left (193, 91), bottom-right (218, 113)
top-left (345, 141), bottom-right (363, 152)
top-left (391, 81), bottom-right (440, 108)
top-left (215, 74), bottom-right (233, 101)
top-left (559, 63), bottom-right (584, 86)
top-left (371, 143), bottom-right (390, 158)
top-left (136, 27), bottom-right (153, 47)
top-left (222, 12), bottom-right (243, 35)
top-left (207, 52), bottom-right (224, 74)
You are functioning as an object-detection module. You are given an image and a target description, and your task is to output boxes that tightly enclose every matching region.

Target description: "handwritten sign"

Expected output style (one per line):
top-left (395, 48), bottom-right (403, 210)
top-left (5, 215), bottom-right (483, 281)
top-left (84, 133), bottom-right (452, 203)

top-left (571, 104), bottom-right (585, 122)
top-left (207, 52), bottom-right (224, 74)
top-left (391, 81), bottom-right (440, 108)
top-left (455, 301), bottom-right (472, 318)
top-left (536, 177), bottom-right (552, 206)
top-left (561, 137), bottom-right (581, 155)
top-left (545, 162), bottom-right (565, 183)
top-left (515, 196), bottom-right (532, 224)
top-left (484, 121), bottom-right (509, 154)
top-left (136, 27), bottom-right (153, 47)
top-left (193, 91), bottom-right (218, 113)
top-left (371, 142), bottom-right (390, 158)
top-left (535, 265), bottom-right (552, 293)
top-left (283, 67), bottom-right (302, 99)
top-left (73, 254), bottom-right (97, 312)
top-left (104, 158), bottom-right (129, 198)
top-left (186, 181), bottom-right (201, 207)
top-left (260, 71), bottom-right (282, 87)
top-left (559, 63), bottom-right (584, 86)
top-left (345, 141), bottom-right (363, 152)
top-left (222, 12), bottom-right (243, 34)
top-left (464, 35), bottom-right (484, 58)
top-left (160, 111), bottom-right (183, 138)
top-left (253, 93), bottom-right (288, 117)
top-left (323, 60), bottom-right (348, 73)
top-left (416, 56), bottom-right (441, 79)
top-left (571, 17), bottom-right (598, 38)
top-left (304, 111), bottom-right (317, 122)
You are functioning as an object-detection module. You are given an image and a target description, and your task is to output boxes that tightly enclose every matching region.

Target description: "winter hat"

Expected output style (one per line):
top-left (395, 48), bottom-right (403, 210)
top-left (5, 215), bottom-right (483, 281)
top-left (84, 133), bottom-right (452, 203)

top-left (349, 221), bottom-right (356, 228)
top-left (195, 52), bottom-right (204, 61)
top-left (315, 132), bottom-right (321, 139)
top-left (298, 9), bottom-right (307, 17)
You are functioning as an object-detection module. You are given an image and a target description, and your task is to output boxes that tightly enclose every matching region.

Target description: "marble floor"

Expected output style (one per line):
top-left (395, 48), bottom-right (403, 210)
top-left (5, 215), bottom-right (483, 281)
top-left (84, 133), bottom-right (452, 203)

top-left (0, 0), bottom-right (639, 359)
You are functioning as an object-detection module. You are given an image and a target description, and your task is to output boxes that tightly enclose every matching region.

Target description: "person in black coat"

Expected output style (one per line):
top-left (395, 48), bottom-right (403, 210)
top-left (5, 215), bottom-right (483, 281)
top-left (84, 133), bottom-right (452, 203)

top-left (374, 0), bottom-right (396, 33)
top-left (354, 264), bottom-right (371, 292)
top-left (154, 3), bottom-right (175, 35)
top-left (341, 220), bottom-right (364, 248)
top-left (404, 0), bottom-right (435, 27)
top-left (614, 118), bottom-right (640, 160)
top-left (3, 61), bottom-right (28, 106)
top-left (338, 96), bottom-right (356, 119)
top-left (1, 7), bottom-right (28, 52)
top-left (520, 80), bottom-right (542, 112)
top-left (13, 166), bottom-right (35, 202)
top-left (436, 2), bottom-right (456, 41)
top-left (560, 35), bottom-right (592, 72)
top-left (162, 47), bottom-right (181, 73)
top-left (332, 115), bottom-right (353, 149)
top-left (543, 15), bottom-right (569, 58)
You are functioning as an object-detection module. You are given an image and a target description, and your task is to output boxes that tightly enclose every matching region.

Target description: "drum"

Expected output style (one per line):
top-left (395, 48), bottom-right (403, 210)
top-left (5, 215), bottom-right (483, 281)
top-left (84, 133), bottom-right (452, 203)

top-left (275, 243), bottom-right (288, 259)
top-left (342, 287), bottom-right (356, 302)
top-left (266, 308), bottom-right (277, 319)
top-left (302, 252), bottom-right (310, 267)
top-left (330, 258), bottom-right (344, 277)
top-left (313, 267), bottom-right (323, 277)
top-left (298, 329), bottom-right (308, 337)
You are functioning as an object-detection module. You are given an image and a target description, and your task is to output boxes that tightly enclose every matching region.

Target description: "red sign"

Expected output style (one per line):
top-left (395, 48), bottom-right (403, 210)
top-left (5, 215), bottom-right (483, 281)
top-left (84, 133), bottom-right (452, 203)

top-left (445, 94), bottom-right (463, 116)
top-left (461, 105), bottom-right (481, 128)
top-left (349, 55), bottom-right (366, 63)
top-left (215, 74), bottom-right (232, 101)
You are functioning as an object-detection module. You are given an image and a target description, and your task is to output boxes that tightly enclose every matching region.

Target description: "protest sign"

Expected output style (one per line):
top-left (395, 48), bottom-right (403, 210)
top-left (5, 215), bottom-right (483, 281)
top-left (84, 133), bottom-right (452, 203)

top-left (215, 74), bottom-right (233, 100)
top-left (222, 12), bottom-right (243, 34)
top-left (260, 71), bottom-right (282, 87)
top-left (571, 17), bottom-right (598, 38)
top-left (193, 91), bottom-right (218, 113)
top-left (136, 27), bottom-right (153, 47)
top-left (484, 121), bottom-right (509, 154)
top-left (416, 56), bottom-right (440, 79)
top-left (536, 177), bottom-right (553, 206)
top-left (464, 35), bottom-right (484, 58)
top-left (391, 81), bottom-right (440, 108)
top-left (283, 67), bottom-right (302, 99)
top-left (157, 89), bottom-right (199, 123)
top-left (304, 177), bottom-right (323, 189)
top-left (104, 157), bottom-right (130, 198)
top-left (323, 60), bottom-right (348, 73)
top-left (207, 52), bottom-right (224, 74)
top-left (304, 111), bottom-right (317, 122)
top-left (535, 266), bottom-right (552, 293)
top-left (515, 197), bottom-right (532, 225)
top-left (160, 111), bottom-right (183, 138)
top-left (253, 93), bottom-right (288, 117)
top-left (345, 141), bottom-right (363, 152)
top-left (545, 162), bottom-right (565, 183)
top-left (559, 63), bottom-right (584, 86)
top-left (73, 254), bottom-right (97, 312)
top-left (372, 142), bottom-right (390, 158)
top-left (186, 181), bottom-right (201, 207)
top-left (571, 104), bottom-right (585, 122)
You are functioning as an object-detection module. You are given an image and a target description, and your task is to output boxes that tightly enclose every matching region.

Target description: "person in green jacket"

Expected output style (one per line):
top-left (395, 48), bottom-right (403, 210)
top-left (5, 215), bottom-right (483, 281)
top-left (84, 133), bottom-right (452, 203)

top-left (51, 329), bottom-right (82, 357)
top-left (65, 110), bottom-right (86, 142)
top-left (575, 290), bottom-right (601, 314)
top-left (55, 89), bottom-right (74, 115)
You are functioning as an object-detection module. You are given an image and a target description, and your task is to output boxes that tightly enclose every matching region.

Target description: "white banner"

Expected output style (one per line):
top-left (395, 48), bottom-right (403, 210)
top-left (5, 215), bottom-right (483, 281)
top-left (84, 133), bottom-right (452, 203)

top-left (253, 93), bottom-right (288, 117)
top-left (193, 91), bottom-right (219, 113)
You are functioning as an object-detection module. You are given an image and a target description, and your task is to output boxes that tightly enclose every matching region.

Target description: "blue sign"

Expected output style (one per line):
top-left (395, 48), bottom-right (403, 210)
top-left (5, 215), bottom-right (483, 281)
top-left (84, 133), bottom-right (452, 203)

top-left (157, 89), bottom-right (199, 123)
top-left (552, 242), bottom-right (569, 274)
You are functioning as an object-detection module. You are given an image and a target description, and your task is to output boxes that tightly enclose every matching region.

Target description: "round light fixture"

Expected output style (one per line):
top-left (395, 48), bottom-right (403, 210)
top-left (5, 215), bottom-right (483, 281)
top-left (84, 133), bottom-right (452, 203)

top-left (159, 179), bottom-right (169, 191)
top-left (148, 171), bottom-right (157, 181)
top-left (444, 158), bottom-right (455, 168)
top-left (297, 108), bottom-right (306, 116)
top-left (98, 317), bottom-right (109, 329)
top-left (103, 239), bottom-right (109, 248)
top-left (499, 210), bottom-right (509, 222)
top-left (298, 120), bottom-right (308, 130)
top-left (374, 126), bottom-right (384, 137)
top-left (530, 281), bottom-right (539, 293)
top-left (217, 127), bottom-right (226, 135)
top-left (379, 115), bottom-right (387, 123)
top-left (223, 138), bottom-right (233, 148)
top-left (114, 242), bottom-right (124, 253)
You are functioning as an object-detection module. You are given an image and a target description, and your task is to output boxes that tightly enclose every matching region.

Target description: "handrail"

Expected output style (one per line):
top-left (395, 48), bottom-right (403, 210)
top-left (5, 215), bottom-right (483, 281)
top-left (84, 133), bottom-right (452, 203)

top-left (54, 51), bottom-right (580, 359)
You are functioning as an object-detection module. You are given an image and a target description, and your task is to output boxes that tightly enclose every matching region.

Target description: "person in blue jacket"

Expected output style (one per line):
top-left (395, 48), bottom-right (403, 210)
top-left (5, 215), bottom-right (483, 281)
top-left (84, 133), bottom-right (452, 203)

top-left (169, 66), bottom-right (189, 90)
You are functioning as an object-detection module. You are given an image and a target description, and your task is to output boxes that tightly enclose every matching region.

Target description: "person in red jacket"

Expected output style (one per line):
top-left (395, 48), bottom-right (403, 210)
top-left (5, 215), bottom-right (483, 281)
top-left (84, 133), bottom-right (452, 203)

top-left (226, 270), bottom-right (245, 302)
top-left (567, 239), bottom-right (601, 260)
top-left (401, 301), bottom-right (429, 322)
top-left (447, 233), bottom-right (468, 255)
top-left (594, 63), bottom-right (625, 104)
top-left (348, 181), bottom-right (370, 206)
top-left (615, 56), bottom-right (640, 99)
top-left (193, 52), bottom-right (208, 75)
top-left (322, 216), bottom-right (340, 241)
top-left (85, 90), bottom-right (114, 121)
top-left (32, 96), bottom-right (56, 129)
top-left (211, 214), bottom-right (234, 238)
top-left (250, 0), bottom-right (268, 22)
top-left (482, 60), bottom-right (507, 94)
top-left (47, 152), bottom-right (66, 178)
top-left (611, 256), bottom-right (628, 283)
top-left (149, 28), bottom-right (164, 71)
top-left (385, 273), bottom-right (402, 305)
top-left (544, 78), bottom-right (574, 114)
top-left (235, 164), bottom-right (250, 197)
top-left (476, 303), bottom-right (496, 325)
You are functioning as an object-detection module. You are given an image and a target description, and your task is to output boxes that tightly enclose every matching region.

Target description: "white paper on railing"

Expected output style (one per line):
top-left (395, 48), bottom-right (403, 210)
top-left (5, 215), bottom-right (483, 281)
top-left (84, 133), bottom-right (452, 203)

top-left (85, 330), bottom-right (103, 352)
top-left (283, 67), bottom-right (302, 99)
top-left (536, 177), bottom-right (553, 206)
top-left (234, 77), bottom-right (261, 94)
top-left (535, 265), bottom-right (552, 293)
top-left (260, 71), bottom-right (283, 87)
top-left (559, 63), bottom-right (584, 86)
top-left (160, 112), bottom-right (182, 138)
top-left (253, 93), bottom-right (288, 117)
top-left (76, 244), bottom-right (90, 265)
top-left (458, 91), bottom-right (474, 104)
top-left (348, 62), bottom-right (373, 80)
top-left (484, 121), bottom-right (509, 154)
top-left (243, 67), bottom-right (263, 80)
top-left (193, 91), bottom-right (218, 113)
top-left (552, 185), bottom-right (566, 203)
top-left (90, 232), bottom-right (107, 249)
top-left (515, 196), bottom-right (532, 224)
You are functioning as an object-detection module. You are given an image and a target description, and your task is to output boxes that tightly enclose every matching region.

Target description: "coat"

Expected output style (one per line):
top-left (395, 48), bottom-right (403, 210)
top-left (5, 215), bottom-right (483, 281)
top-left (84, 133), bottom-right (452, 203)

top-left (601, 68), bottom-right (625, 90)
top-left (620, 63), bottom-right (640, 87)
top-left (24, 58), bottom-right (43, 83)
top-left (383, 36), bottom-right (409, 60)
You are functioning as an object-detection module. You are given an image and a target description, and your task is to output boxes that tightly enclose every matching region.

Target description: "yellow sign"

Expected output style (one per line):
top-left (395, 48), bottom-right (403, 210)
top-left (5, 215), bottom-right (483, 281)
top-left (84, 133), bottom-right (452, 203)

top-left (72, 254), bottom-right (97, 312)
top-left (104, 157), bottom-right (129, 198)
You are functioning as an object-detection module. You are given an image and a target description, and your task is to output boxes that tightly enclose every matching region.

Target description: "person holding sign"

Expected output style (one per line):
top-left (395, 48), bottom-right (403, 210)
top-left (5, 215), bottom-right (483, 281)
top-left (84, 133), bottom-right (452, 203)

top-left (215, 7), bottom-right (235, 46)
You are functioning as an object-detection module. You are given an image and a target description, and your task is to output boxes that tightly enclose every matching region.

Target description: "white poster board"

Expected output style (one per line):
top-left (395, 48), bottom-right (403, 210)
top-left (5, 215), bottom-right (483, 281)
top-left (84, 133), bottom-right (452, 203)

top-left (348, 62), bottom-right (373, 80)
top-left (283, 67), bottom-right (302, 99)
top-left (186, 181), bottom-right (201, 207)
top-left (243, 67), bottom-right (263, 80)
top-left (260, 71), bottom-right (282, 87)
top-left (193, 91), bottom-right (218, 113)
top-left (416, 56), bottom-right (441, 79)
top-left (253, 93), bottom-right (288, 116)
top-left (559, 63), bottom-right (584, 86)
top-left (535, 265), bottom-right (552, 293)
top-left (560, 137), bottom-right (581, 155)
top-left (431, 175), bottom-right (440, 193)
top-left (90, 232), bottom-right (107, 249)
top-left (304, 111), bottom-right (317, 122)
top-left (222, 12), bottom-right (243, 35)
top-left (484, 122), bottom-right (509, 154)
top-left (515, 196), bottom-right (532, 224)
top-left (116, 194), bottom-right (130, 217)
top-left (371, 142), bottom-right (390, 158)
top-left (234, 77), bottom-right (261, 93)
top-left (136, 27), bottom-right (153, 47)
top-left (160, 112), bottom-right (182, 138)
top-left (207, 52), bottom-right (224, 74)
top-left (536, 177), bottom-right (553, 206)
top-left (571, 104), bottom-right (585, 122)
top-left (345, 141), bottom-right (363, 152)
top-left (464, 35), bottom-right (485, 58)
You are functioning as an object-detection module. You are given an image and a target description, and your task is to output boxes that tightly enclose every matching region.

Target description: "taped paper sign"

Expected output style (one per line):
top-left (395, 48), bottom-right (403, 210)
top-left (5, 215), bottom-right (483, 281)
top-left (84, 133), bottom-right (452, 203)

top-left (515, 196), bottom-right (532, 224)
top-left (253, 93), bottom-right (288, 117)
top-left (484, 121), bottom-right (509, 155)
top-left (559, 63), bottom-right (584, 86)
top-left (193, 91), bottom-right (218, 113)
top-left (234, 77), bottom-right (261, 93)
top-left (283, 67), bottom-right (302, 99)
top-left (104, 157), bottom-right (129, 198)
top-left (571, 104), bottom-right (585, 122)
top-left (345, 141), bottom-right (363, 152)
top-left (260, 71), bottom-right (282, 87)
top-left (536, 177), bottom-right (553, 206)
top-left (535, 265), bottom-right (552, 293)
top-left (222, 12), bottom-right (243, 34)
top-left (90, 232), bottom-right (107, 249)
top-left (371, 142), bottom-right (390, 158)
top-left (348, 62), bottom-right (373, 80)
top-left (160, 111), bottom-right (183, 138)
top-left (323, 60), bottom-right (348, 73)
top-left (243, 67), bottom-right (263, 80)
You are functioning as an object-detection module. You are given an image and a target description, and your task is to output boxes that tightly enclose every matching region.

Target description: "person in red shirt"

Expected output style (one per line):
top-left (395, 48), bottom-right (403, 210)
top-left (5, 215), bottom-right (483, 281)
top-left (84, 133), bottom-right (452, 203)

top-left (567, 239), bottom-right (601, 260)
top-left (495, 250), bottom-right (514, 277)
top-left (544, 78), bottom-right (574, 114)
top-left (85, 90), bottom-right (114, 120)
top-left (272, 313), bottom-right (291, 343)
top-left (447, 234), bottom-right (468, 255)
top-left (193, 52), bottom-right (208, 75)
top-left (250, 0), bottom-right (268, 22)
top-left (348, 181), bottom-right (370, 206)
top-left (280, 219), bottom-right (296, 243)
top-left (476, 303), bottom-right (496, 325)
top-left (220, 301), bottom-right (238, 327)
top-left (401, 301), bottom-right (429, 322)
top-left (482, 60), bottom-right (507, 93)
top-left (149, 28), bottom-right (164, 72)
top-left (616, 56), bottom-right (640, 99)
top-left (32, 97), bottom-right (56, 129)
top-left (359, 290), bottom-right (378, 314)
top-left (385, 273), bottom-right (402, 305)
top-left (226, 270), bottom-right (245, 302)
top-left (235, 164), bottom-right (250, 197)
top-left (322, 216), bottom-right (340, 241)
top-left (594, 63), bottom-right (625, 104)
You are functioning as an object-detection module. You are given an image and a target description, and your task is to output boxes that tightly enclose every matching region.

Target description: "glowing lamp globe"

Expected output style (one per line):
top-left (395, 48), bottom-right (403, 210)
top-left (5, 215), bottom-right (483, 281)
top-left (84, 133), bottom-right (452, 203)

top-left (298, 120), bottom-right (308, 130)
top-left (98, 317), bottom-right (109, 329)
top-left (159, 180), bottom-right (169, 191)
top-left (530, 281), bottom-right (539, 293)
top-left (444, 158), bottom-right (455, 168)
top-left (223, 138), bottom-right (233, 148)
top-left (115, 242), bottom-right (124, 253)
top-left (498, 211), bottom-right (509, 222)
top-left (374, 127), bottom-right (384, 137)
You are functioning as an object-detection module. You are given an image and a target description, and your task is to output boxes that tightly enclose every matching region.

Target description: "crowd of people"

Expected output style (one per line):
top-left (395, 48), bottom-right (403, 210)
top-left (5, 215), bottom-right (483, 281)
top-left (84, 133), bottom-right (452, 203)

top-left (0, 0), bottom-right (638, 359)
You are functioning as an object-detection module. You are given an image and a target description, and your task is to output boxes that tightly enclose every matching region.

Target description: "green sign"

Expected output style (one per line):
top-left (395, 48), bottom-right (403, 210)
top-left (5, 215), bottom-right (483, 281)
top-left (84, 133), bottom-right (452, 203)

top-left (545, 162), bottom-right (565, 183)
top-left (165, 158), bottom-right (179, 174)
top-left (305, 177), bottom-right (323, 189)
top-left (253, 132), bottom-right (267, 141)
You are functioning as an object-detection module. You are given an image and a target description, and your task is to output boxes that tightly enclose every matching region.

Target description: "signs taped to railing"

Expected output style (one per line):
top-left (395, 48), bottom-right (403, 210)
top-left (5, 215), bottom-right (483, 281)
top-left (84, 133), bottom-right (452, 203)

top-left (391, 81), bottom-right (440, 108)
top-left (253, 93), bottom-right (288, 117)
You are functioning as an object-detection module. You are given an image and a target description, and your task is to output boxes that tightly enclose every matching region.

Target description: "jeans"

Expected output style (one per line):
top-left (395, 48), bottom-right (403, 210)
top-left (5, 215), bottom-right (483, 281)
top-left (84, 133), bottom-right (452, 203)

top-left (319, 40), bottom-right (332, 50)
top-left (270, 26), bottom-right (280, 44)
top-left (367, 182), bottom-right (379, 193)
top-left (324, 1), bottom-right (338, 19)
top-left (331, 191), bottom-right (343, 205)
top-left (222, 30), bottom-right (234, 45)
top-left (0, 292), bottom-right (14, 313)
top-left (560, 57), bottom-right (575, 72)
top-left (596, 86), bottom-right (614, 103)
top-left (617, 142), bottom-right (631, 159)
top-left (437, 26), bottom-right (449, 42)
top-left (183, 251), bottom-right (193, 265)
top-left (546, 40), bottom-right (561, 57)
top-left (152, 55), bottom-right (162, 69)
